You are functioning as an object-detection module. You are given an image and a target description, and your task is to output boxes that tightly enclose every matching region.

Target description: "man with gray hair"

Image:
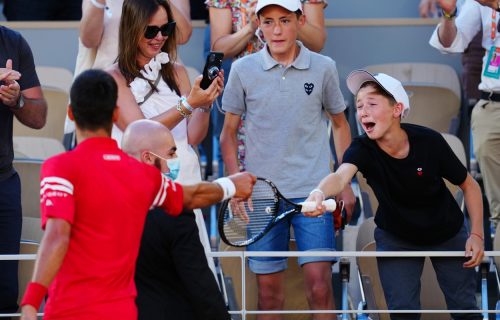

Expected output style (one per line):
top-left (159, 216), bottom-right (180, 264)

top-left (122, 119), bottom-right (231, 320)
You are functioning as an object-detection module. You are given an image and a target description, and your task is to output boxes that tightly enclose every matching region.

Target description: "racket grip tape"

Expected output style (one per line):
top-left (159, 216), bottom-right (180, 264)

top-left (300, 199), bottom-right (336, 212)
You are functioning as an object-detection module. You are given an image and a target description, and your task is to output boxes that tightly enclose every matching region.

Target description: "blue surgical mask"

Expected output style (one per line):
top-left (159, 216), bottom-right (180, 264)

top-left (163, 157), bottom-right (180, 181)
top-left (149, 151), bottom-right (181, 181)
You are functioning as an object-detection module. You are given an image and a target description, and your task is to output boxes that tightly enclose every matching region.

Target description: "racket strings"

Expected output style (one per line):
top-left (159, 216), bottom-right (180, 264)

top-left (222, 180), bottom-right (278, 245)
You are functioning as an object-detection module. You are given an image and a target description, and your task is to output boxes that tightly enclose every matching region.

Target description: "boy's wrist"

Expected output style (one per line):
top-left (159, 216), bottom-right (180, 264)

top-left (469, 232), bottom-right (484, 241)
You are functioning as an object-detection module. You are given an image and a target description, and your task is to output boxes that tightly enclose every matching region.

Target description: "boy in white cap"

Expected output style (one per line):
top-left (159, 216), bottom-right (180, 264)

top-left (220, 0), bottom-right (354, 318)
top-left (306, 70), bottom-right (483, 319)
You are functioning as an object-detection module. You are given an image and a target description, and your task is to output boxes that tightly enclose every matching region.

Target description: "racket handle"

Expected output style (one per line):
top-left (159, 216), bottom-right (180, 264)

top-left (300, 199), bottom-right (337, 212)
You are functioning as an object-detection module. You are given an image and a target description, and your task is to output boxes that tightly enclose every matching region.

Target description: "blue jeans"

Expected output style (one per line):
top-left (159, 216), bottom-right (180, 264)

top-left (248, 197), bottom-right (336, 274)
top-left (375, 225), bottom-right (480, 320)
top-left (0, 173), bottom-right (22, 315)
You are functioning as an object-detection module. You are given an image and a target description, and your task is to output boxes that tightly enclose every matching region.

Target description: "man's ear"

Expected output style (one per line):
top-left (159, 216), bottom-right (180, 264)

top-left (112, 106), bottom-right (119, 123)
top-left (141, 150), bottom-right (154, 165)
top-left (67, 105), bottom-right (74, 121)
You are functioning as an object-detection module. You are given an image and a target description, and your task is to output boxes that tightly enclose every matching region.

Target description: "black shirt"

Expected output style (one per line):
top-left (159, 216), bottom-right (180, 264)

top-left (135, 208), bottom-right (230, 320)
top-left (0, 26), bottom-right (40, 181)
top-left (344, 124), bottom-right (467, 245)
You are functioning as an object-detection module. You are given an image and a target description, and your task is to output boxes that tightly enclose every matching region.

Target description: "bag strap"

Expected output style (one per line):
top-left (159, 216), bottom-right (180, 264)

top-left (139, 73), bottom-right (162, 106)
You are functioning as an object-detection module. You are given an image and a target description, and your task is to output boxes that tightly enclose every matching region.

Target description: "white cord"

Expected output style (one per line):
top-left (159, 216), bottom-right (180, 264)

top-left (215, 97), bottom-right (225, 115)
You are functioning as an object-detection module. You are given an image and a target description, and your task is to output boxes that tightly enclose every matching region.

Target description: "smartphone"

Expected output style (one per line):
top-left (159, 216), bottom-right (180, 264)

top-left (200, 51), bottom-right (224, 90)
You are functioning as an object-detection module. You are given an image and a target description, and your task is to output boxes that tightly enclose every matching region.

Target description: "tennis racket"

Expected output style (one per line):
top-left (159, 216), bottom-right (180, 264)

top-left (218, 177), bottom-right (342, 247)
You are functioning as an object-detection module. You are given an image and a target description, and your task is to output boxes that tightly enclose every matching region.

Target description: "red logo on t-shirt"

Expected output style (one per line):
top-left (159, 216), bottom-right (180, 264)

top-left (417, 167), bottom-right (423, 176)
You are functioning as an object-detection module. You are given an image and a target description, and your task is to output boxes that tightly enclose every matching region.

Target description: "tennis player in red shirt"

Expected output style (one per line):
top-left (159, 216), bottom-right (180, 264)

top-left (20, 69), bottom-right (255, 320)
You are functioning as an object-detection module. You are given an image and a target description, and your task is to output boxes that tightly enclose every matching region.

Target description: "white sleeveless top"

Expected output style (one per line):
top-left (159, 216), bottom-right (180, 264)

top-left (112, 52), bottom-right (202, 185)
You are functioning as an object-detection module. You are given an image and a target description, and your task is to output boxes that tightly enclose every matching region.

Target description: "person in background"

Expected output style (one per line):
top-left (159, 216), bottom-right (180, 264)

top-left (206, 0), bottom-right (333, 183)
top-left (0, 25), bottom-right (47, 318)
top-left (79, 0), bottom-right (191, 71)
top-left (430, 0), bottom-right (500, 233)
top-left (122, 119), bottom-right (231, 320)
top-left (64, 0), bottom-right (192, 145)
top-left (306, 70), bottom-right (483, 320)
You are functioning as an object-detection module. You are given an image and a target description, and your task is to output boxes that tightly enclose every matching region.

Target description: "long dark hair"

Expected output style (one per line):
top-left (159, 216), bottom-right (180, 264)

top-left (118, 0), bottom-right (180, 95)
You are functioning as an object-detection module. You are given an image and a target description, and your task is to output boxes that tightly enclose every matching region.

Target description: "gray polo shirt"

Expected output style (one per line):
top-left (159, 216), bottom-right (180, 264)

top-left (222, 41), bottom-right (346, 198)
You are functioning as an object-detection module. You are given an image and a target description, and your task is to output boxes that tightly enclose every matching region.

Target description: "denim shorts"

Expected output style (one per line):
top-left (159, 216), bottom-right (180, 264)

top-left (247, 197), bottom-right (337, 274)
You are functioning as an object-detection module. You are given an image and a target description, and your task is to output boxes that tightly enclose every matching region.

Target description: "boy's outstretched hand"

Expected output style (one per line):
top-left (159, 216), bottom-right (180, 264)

top-left (303, 189), bottom-right (326, 217)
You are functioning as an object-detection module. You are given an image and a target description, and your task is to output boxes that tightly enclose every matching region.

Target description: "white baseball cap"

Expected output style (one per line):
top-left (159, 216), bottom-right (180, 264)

top-left (346, 70), bottom-right (410, 118)
top-left (256, 0), bottom-right (303, 15)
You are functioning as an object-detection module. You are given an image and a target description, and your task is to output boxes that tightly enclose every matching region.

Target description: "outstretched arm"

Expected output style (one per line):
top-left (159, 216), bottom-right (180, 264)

top-left (182, 172), bottom-right (256, 209)
top-left (303, 163), bottom-right (358, 217)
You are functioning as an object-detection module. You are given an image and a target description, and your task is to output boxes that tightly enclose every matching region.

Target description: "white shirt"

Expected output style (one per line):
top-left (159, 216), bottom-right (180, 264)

top-left (429, 0), bottom-right (500, 92)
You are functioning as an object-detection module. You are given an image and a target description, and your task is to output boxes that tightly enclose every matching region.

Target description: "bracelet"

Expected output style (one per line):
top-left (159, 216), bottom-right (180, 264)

top-left (176, 100), bottom-right (191, 118)
top-left (470, 232), bottom-right (484, 241)
top-left (309, 188), bottom-right (325, 199)
top-left (214, 177), bottom-right (236, 201)
top-left (21, 282), bottom-right (48, 310)
top-left (180, 96), bottom-right (193, 112)
top-left (441, 7), bottom-right (457, 20)
top-left (90, 0), bottom-right (107, 9)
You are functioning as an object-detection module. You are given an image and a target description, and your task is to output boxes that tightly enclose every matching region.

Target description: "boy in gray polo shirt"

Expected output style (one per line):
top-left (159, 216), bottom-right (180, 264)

top-left (220, 0), bottom-right (354, 316)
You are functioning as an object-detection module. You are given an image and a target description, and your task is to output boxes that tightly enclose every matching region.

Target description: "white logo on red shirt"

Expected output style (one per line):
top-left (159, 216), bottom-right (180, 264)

top-left (103, 154), bottom-right (121, 161)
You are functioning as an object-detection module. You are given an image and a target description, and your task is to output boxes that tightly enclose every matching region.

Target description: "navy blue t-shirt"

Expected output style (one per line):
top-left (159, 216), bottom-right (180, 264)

top-left (0, 26), bottom-right (40, 181)
top-left (344, 124), bottom-right (467, 245)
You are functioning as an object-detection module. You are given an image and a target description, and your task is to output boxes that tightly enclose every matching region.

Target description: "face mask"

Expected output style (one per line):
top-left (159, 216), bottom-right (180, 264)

top-left (163, 157), bottom-right (180, 181)
top-left (149, 151), bottom-right (181, 181)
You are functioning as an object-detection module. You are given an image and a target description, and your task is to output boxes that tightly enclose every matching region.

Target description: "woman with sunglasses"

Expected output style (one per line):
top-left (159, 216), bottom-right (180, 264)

top-left (107, 0), bottom-right (223, 155)
top-left (63, 0), bottom-right (192, 148)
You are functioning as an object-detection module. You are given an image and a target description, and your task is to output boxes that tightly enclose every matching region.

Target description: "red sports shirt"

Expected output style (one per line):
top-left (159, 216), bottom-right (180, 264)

top-left (39, 137), bottom-right (183, 319)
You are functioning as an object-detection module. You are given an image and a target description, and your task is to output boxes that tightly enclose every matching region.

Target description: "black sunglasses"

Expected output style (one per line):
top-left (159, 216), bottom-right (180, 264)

top-left (144, 21), bottom-right (176, 39)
